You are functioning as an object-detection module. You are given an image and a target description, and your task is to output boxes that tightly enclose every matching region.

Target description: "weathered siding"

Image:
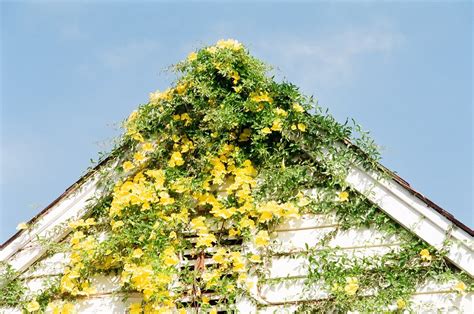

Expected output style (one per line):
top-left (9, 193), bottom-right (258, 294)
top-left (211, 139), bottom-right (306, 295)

top-left (2, 212), bottom-right (471, 313)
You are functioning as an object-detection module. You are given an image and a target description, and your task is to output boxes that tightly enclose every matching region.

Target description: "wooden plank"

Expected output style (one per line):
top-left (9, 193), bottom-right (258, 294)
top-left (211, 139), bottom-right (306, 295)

top-left (20, 253), bottom-right (69, 278)
top-left (267, 245), bottom-right (400, 279)
top-left (346, 165), bottom-right (474, 277)
top-left (0, 177), bottom-right (100, 274)
top-left (256, 284), bottom-right (472, 312)
top-left (272, 227), bottom-right (400, 253)
top-left (258, 278), bottom-right (327, 304)
top-left (275, 213), bottom-right (338, 231)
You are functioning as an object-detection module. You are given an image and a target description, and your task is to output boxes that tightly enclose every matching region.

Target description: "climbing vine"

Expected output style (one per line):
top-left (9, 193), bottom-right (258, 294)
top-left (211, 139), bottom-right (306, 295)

top-left (1, 39), bottom-right (471, 313)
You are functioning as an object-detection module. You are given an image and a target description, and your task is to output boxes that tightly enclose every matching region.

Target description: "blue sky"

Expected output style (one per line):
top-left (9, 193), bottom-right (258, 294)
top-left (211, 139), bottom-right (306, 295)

top-left (1, 1), bottom-right (472, 242)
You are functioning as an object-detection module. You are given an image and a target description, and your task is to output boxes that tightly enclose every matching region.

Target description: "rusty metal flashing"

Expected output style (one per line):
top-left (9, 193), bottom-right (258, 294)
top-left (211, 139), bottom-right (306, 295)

top-left (385, 165), bottom-right (473, 237)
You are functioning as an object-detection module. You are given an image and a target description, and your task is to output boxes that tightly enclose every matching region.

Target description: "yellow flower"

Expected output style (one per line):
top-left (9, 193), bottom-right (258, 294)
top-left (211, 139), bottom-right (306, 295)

top-left (77, 281), bottom-right (96, 296)
top-left (111, 220), bottom-right (124, 230)
top-left (250, 92), bottom-right (273, 103)
top-left (123, 161), bottom-right (135, 172)
top-left (338, 191), bottom-right (349, 202)
top-left (229, 71), bottom-right (240, 85)
top-left (231, 252), bottom-right (245, 272)
top-left (70, 231), bottom-right (85, 245)
top-left (240, 216), bottom-right (255, 230)
top-left (419, 249), bottom-right (432, 262)
top-left (146, 169), bottom-right (165, 187)
top-left (249, 254), bottom-right (262, 263)
top-left (149, 88), bottom-right (172, 103)
top-left (141, 202), bottom-right (151, 211)
top-left (60, 278), bottom-right (75, 294)
top-left (261, 127), bottom-right (272, 135)
top-left (131, 132), bottom-right (144, 142)
top-left (162, 247), bottom-right (180, 267)
top-left (226, 284), bottom-right (235, 292)
top-left (212, 248), bottom-right (227, 264)
top-left (176, 83), bottom-right (187, 95)
top-left (48, 303), bottom-right (60, 314)
top-left (229, 228), bottom-right (240, 237)
top-left (178, 309), bottom-right (186, 314)
top-left (68, 219), bottom-right (83, 229)
top-left (202, 270), bottom-right (220, 286)
top-left (274, 107), bottom-right (288, 117)
top-left (133, 152), bottom-right (146, 164)
top-left (180, 113), bottom-right (192, 126)
top-left (16, 222), bottom-right (28, 230)
top-left (149, 91), bottom-right (160, 103)
top-left (216, 39), bottom-right (243, 51)
top-left (258, 209), bottom-right (273, 223)
top-left (297, 123), bottom-right (306, 132)
top-left (238, 128), bottom-right (251, 142)
top-left (454, 281), bottom-right (466, 294)
top-left (271, 119), bottom-right (283, 132)
top-left (142, 142), bottom-right (154, 153)
top-left (62, 303), bottom-right (74, 314)
top-left (210, 205), bottom-right (234, 219)
top-left (129, 303), bottom-right (142, 314)
top-left (257, 201), bottom-right (282, 223)
top-left (233, 85), bottom-right (243, 93)
top-left (297, 192), bottom-right (311, 206)
top-left (255, 230), bottom-right (270, 248)
top-left (206, 46), bottom-right (217, 54)
top-left (159, 191), bottom-right (175, 205)
top-left (127, 110), bottom-right (138, 122)
top-left (281, 202), bottom-right (299, 218)
top-left (396, 299), bottom-right (407, 309)
top-left (169, 231), bottom-right (177, 239)
top-left (26, 300), bottom-right (40, 312)
top-left (210, 308), bottom-right (217, 314)
top-left (168, 151), bottom-right (184, 167)
top-left (187, 51), bottom-right (197, 61)
top-left (196, 233), bottom-right (216, 247)
top-left (344, 277), bottom-right (359, 296)
top-left (190, 217), bottom-right (207, 233)
top-left (84, 218), bottom-right (96, 226)
top-left (292, 103), bottom-right (305, 112)
top-left (132, 248), bottom-right (144, 259)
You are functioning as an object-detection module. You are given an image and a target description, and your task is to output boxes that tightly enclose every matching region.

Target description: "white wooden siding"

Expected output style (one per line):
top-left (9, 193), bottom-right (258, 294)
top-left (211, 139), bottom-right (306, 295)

top-left (2, 212), bottom-right (471, 314)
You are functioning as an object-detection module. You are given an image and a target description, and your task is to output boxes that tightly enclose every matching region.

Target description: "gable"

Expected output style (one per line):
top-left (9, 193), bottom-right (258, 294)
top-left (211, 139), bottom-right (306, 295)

top-left (1, 154), bottom-right (472, 313)
top-left (1, 39), bottom-right (472, 313)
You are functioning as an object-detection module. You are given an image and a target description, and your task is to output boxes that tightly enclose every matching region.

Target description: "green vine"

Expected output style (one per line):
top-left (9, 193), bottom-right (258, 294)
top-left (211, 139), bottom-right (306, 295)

top-left (0, 262), bottom-right (26, 308)
top-left (1, 39), bottom-right (470, 313)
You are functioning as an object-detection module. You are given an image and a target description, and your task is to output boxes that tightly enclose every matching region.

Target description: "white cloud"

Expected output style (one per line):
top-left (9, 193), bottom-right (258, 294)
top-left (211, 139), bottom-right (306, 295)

top-left (254, 25), bottom-right (405, 90)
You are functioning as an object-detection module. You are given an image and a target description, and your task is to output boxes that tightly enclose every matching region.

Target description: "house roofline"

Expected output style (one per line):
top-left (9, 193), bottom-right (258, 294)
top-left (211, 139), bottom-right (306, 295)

top-left (383, 164), bottom-right (473, 237)
top-left (1, 143), bottom-right (472, 250)
top-left (0, 156), bottom-right (113, 250)
top-left (342, 138), bottom-right (473, 237)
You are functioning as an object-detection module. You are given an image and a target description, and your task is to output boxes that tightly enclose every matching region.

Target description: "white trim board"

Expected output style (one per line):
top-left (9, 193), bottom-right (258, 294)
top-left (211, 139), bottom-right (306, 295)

top-left (0, 175), bottom-right (101, 274)
top-left (346, 164), bottom-right (473, 276)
